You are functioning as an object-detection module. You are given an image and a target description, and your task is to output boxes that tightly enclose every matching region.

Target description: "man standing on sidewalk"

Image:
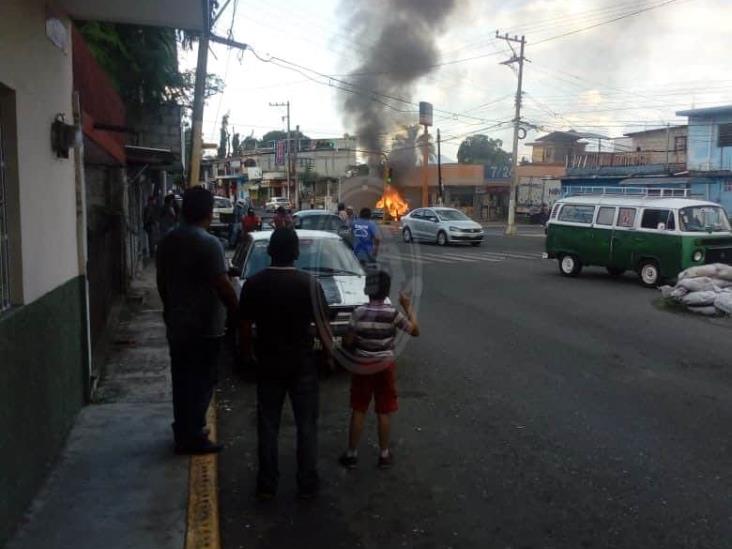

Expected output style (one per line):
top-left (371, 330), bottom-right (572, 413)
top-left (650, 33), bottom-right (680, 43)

top-left (156, 186), bottom-right (239, 454)
top-left (238, 228), bottom-right (331, 499)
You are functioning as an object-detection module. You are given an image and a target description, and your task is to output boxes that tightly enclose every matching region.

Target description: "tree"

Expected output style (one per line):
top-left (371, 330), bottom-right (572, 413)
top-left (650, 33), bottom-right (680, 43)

top-left (457, 135), bottom-right (511, 166)
top-left (259, 129), bottom-right (309, 148)
top-left (231, 132), bottom-right (241, 156)
top-left (76, 21), bottom-right (224, 114)
top-left (218, 113), bottom-right (230, 159)
top-left (242, 132), bottom-right (257, 151)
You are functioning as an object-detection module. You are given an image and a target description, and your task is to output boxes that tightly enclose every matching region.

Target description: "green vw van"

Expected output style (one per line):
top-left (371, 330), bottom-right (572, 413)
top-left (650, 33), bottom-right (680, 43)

top-left (545, 193), bottom-right (732, 287)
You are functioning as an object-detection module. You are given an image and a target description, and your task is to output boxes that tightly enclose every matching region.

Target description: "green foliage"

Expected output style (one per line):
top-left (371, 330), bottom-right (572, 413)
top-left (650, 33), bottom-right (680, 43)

top-left (259, 129), bottom-right (310, 148)
top-left (76, 21), bottom-right (224, 113)
top-left (457, 135), bottom-right (511, 166)
top-left (231, 132), bottom-right (241, 155)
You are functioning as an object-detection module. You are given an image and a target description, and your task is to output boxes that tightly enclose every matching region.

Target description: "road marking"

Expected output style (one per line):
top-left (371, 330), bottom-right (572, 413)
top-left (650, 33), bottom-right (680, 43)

top-left (185, 401), bottom-right (220, 549)
top-left (438, 252), bottom-right (503, 263)
top-left (497, 251), bottom-right (544, 260)
top-left (379, 253), bottom-right (430, 264)
top-left (419, 252), bottom-right (475, 263)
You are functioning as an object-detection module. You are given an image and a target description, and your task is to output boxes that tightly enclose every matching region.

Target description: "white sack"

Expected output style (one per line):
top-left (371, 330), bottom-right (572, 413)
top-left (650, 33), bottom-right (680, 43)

top-left (679, 264), bottom-right (721, 280)
top-left (676, 277), bottom-right (718, 292)
top-left (687, 306), bottom-right (719, 316)
top-left (669, 286), bottom-right (688, 300)
top-left (659, 285), bottom-right (675, 299)
top-left (714, 264), bottom-right (732, 282)
top-left (714, 292), bottom-right (732, 315)
top-left (680, 290), bottom-right (718, 307)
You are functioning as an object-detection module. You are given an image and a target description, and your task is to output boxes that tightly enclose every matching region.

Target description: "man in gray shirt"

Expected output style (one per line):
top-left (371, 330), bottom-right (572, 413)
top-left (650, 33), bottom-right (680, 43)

top-left (156, 187), bottom-right (238, 454)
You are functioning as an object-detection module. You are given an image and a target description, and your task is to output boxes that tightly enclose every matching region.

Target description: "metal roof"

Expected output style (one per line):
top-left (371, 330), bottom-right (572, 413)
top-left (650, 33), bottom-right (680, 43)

top-left (676, 105), bottom-right (732, 117)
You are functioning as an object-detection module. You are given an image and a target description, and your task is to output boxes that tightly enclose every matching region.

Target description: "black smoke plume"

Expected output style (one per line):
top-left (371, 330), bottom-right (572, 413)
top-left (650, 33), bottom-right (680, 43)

top-left (339, 0), bottom-right (457, 165)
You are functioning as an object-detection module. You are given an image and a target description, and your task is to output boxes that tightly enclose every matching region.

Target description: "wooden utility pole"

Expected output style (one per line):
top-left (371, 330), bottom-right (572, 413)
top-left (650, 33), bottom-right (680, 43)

top-left (269, 101), bottom-right (291, 203)
top-left (437, 128), bottom-right (443, 205)
top-left (187, 28), bottom-right (209, 188)
top-left (422, 125), bottom-right (429, 207)
top-left (497, 32), bottom-right (526, 235)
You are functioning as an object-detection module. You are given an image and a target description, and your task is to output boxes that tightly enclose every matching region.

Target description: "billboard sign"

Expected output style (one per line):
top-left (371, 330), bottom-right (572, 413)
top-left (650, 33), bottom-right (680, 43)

top-left (419, 101), bottom-right (433, 126)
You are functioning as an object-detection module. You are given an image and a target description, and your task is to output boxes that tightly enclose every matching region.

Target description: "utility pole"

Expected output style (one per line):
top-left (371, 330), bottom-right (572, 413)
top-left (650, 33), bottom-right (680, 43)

top-left (437, 128), bottom-right (444, 205)
top-left (269, 101), bottom-right (291, 203)
top-left (422, 125), bottom-right (429, 207)
top-left (497, 32), bottom-right (526, 235)
top-left (187, 2), bottom-right (211, 188)
top-left (294, 124), bottom-right (300, 210)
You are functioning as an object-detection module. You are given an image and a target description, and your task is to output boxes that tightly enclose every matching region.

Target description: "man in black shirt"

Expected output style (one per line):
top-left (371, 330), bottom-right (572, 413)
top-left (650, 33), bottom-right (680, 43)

top-left (239, 228), bottom-right (330, 499)
top-left (157, 187), bottom-right (238, 454)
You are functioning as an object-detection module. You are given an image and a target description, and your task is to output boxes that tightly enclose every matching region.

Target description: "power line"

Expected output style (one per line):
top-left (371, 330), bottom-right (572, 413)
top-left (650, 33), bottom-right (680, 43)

top-left (532, 0), bottom-right (689, 46)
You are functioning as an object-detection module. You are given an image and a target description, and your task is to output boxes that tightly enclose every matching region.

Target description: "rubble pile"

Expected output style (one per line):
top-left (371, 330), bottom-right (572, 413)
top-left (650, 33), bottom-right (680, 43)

top-left (660, 263), bottom-right (732, 316)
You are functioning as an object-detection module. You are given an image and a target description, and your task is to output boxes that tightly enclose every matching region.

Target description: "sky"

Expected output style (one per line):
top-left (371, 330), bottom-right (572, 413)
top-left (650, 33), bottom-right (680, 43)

top-left (181, 0), bottom-right (732, 161)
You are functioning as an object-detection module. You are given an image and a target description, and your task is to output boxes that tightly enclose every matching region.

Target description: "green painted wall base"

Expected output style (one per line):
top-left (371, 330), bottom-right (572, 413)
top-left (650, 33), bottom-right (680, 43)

top-left (0, 276), bottom-right (86, 545)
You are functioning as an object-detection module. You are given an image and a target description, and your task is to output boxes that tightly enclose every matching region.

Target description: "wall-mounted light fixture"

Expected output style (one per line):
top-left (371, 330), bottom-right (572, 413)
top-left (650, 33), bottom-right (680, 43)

top-left (51, 113), bottom-right (77, 159)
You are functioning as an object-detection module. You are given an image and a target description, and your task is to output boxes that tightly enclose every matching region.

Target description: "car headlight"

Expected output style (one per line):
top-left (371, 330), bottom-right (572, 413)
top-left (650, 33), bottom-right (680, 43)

top-left (693, 250), bottom-right (704, 262)
top-left (449, 226), bottom-right (461, 232)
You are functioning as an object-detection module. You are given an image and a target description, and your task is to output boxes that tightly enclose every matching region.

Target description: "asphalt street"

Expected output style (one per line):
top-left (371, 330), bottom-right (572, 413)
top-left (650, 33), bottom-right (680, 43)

top-left (216, 225), bottom-right (732, 549)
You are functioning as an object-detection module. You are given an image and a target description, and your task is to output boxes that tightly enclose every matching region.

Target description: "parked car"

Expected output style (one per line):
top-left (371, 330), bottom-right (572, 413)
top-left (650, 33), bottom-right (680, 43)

top-left (293, 210), bottom-right (352, 244)
top-left (231, 230), bottom-right (369, 342)
top-left (400, 207), bottom-right (484, 246)
top-left (208, 196), bottom-right (234, 237)
top-left (265, 196), bottom-right (292, 212)
top-left (545, 194), bottom-right (732, 287)
top-left (372, 208), bottom-right (385, 220)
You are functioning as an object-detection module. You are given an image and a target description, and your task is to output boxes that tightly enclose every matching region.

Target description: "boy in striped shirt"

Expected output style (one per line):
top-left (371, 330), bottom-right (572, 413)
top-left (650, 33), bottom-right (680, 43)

top-left (339, 270), bottom-right (420, 469)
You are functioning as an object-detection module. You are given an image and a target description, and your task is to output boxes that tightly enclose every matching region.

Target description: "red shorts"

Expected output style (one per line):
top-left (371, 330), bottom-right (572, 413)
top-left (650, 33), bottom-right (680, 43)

top-left (350, 365), bottom-right (398, 414)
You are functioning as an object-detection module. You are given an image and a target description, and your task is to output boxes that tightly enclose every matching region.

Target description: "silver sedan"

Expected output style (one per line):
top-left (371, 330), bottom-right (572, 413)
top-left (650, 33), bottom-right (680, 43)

top-left (400, 207), bottom-right (484, 246)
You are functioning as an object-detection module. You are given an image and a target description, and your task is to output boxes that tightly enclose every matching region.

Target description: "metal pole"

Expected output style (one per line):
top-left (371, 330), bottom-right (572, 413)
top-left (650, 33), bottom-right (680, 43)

top-left (294, 123), bottom-right (299, 210)
top-left (665, 123), bottom-right (670, 172)
top-left (422, 124), bottom-right (429, 207)
top-left (502, 34), bottom-right (525, 236)
top-left (187, 1), bottom-right (210, 188)
top-left (437, 128), bottom-right (443, 205)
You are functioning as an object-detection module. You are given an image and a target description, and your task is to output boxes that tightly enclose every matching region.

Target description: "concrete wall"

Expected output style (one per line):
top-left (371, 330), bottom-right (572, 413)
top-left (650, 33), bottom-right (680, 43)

top-left (0, 2), bottom-right (86, 542)
top-left (687, 113), bottom-right (732, 172)
top-left (628, 126), bottom-right (687, 165)
top-left (0, 0), bottom-right (79, 304)
top-left (0, 276), bottom-right (85, 545)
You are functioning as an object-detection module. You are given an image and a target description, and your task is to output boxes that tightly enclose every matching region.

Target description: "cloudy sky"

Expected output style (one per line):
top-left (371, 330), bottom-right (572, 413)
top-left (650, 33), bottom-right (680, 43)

top-left (183, 0), bottom-right (732, 160)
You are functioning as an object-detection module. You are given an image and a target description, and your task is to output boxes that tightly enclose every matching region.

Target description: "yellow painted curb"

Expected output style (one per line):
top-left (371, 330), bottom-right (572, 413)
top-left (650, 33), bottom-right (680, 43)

top-left (185, 401), bottom-right (221, 549)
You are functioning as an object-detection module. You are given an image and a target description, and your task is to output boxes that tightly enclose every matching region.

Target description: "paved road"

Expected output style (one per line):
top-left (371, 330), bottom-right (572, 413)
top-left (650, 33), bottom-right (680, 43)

top-left (216, 230), bottom-right (732, 549)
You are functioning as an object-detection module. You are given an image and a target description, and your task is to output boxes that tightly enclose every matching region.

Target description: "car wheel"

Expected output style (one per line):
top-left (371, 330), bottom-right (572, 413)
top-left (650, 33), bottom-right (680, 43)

top-left (638, 260), bottom-right (660, 288)
top-left (402, 227), bottom-right (413, 243)
top-left (558, 254), bottom-right (582, 277)
top-left (471, 241), bottom-right (482, 247)
top-left (437, 231), bottom-right (448, 246)
top-left (606, 266), bottom-right (625, 277)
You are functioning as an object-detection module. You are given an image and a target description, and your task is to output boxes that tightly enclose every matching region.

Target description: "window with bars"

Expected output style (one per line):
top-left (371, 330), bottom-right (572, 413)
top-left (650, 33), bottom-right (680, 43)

top-left (719, 123), bottom-right (732, 148)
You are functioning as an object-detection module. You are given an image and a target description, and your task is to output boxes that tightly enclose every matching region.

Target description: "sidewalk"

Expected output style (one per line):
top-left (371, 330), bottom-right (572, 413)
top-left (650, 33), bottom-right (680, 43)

top-left (8, 264), bottom-right (190, 549)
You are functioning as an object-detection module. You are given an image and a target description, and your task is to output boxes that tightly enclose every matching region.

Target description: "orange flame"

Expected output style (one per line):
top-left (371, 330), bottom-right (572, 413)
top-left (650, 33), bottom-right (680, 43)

top-left (376, 185), bottom-right (410, 219)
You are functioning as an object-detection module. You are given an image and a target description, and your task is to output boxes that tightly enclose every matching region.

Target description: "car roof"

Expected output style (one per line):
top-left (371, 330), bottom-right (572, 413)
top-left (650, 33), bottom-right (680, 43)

top-left (294, 209), bottom-right (338, 217)
top-left (248, 229), bottom-right (341, 242)
top-left (557, 196), bottom-right (722, 209)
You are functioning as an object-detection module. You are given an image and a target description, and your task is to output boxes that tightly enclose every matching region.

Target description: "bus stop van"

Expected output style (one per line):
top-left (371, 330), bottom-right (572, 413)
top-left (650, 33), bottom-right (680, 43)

top-left (545, 194), bottom-right (732, 287)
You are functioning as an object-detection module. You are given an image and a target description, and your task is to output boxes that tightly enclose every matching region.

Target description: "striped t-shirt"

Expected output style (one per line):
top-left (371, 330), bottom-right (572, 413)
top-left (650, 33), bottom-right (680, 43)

top-left (348, 303), bottom-right (412, 361)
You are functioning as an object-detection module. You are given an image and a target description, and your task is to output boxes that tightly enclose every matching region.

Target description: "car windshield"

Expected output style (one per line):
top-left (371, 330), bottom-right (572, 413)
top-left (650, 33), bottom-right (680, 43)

top-left (679, 206), bottom-right (731, 232)
top-left (435, 209), bottom-right (470, 221)
top-left (295, 215), bottom-right (342, 231)
top-left (214, 197), bottom-right (231, 209)
top-left (243, 237), bottom-right (364, 278)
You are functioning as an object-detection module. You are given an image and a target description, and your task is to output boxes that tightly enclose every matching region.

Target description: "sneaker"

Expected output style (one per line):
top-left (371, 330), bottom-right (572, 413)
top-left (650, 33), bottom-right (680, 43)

top-left (174, 438), bottom-right (223, 455)
top-left (338, 452), bottom-right (358, 469)
top-left (377, 451), bottom-right (394, 469)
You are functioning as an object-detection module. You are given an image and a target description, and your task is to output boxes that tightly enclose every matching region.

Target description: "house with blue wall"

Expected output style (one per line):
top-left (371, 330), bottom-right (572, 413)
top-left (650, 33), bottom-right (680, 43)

top-left (676, 105), bottom-right (732, 213)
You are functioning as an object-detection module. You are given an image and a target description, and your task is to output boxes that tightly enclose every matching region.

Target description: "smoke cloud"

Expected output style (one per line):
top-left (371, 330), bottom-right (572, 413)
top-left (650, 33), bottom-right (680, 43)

top-left (339, 0), bottom-right (457, 163)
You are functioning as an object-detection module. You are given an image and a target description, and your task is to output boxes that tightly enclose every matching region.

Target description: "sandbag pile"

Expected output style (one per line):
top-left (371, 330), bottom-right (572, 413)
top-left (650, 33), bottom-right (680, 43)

top-left (660, 263), bottom-right (732, 316)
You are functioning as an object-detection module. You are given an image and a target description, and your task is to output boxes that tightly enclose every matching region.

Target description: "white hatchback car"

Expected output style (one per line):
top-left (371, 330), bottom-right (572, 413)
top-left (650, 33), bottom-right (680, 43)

top-left (400, 207), bottom-right (484, 246)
